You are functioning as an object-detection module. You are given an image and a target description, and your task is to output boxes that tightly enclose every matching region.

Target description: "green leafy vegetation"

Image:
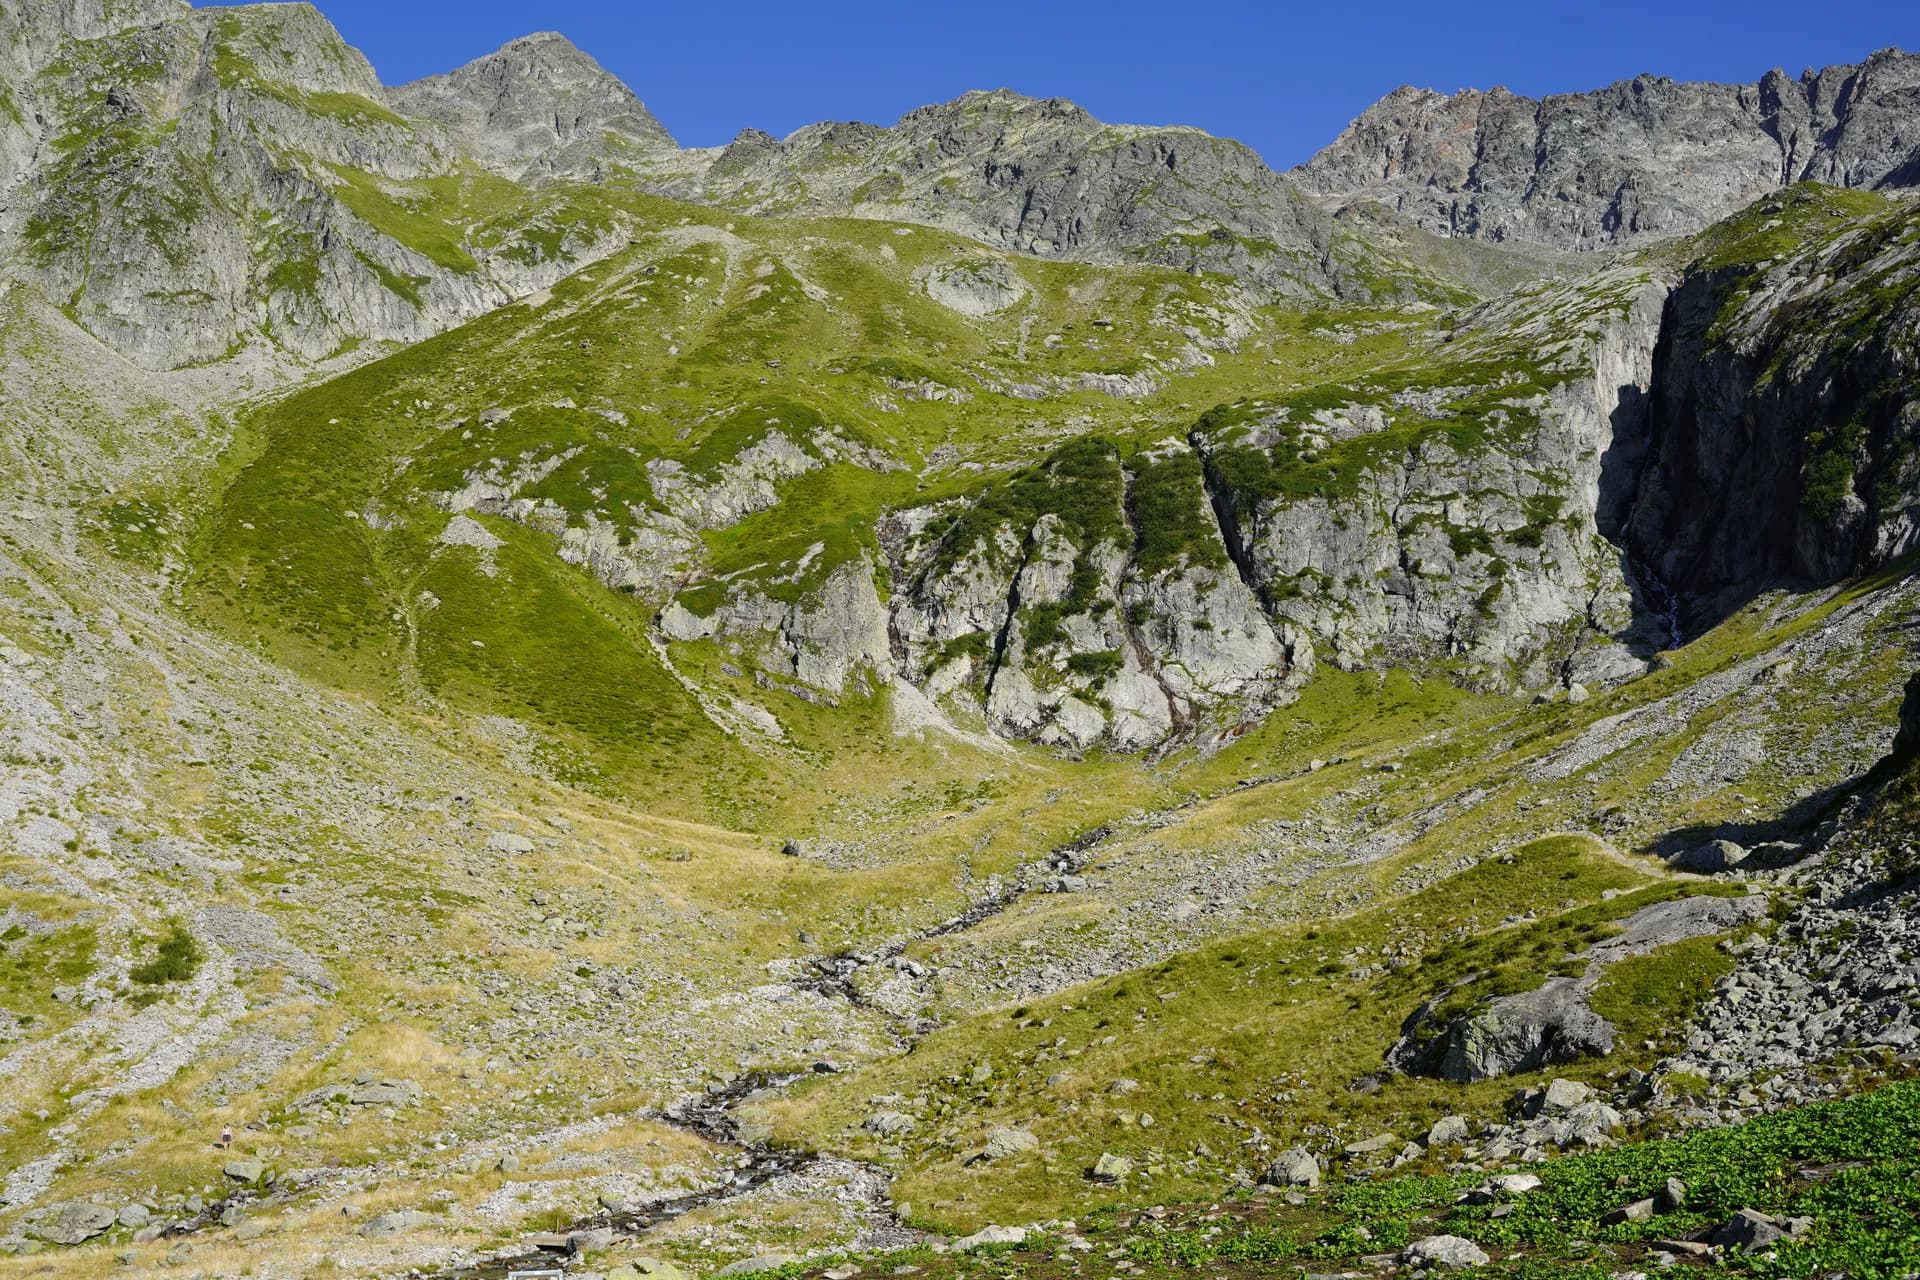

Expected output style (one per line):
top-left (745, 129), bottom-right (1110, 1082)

top-left (130, 924), bottom-right (201, 985)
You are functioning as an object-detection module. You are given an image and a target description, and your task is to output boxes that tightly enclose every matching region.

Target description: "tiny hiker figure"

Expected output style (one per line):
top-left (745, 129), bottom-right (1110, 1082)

top-left (219, 1125), bottom-right (232, 1150)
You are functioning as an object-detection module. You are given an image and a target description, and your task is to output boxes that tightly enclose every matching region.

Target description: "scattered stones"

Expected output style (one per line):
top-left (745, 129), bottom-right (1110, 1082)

top-left (864, 1111), bottom-right (915, 1137)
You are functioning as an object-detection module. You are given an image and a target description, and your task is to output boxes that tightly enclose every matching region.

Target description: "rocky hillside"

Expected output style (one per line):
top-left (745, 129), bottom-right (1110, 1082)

top-left (0, 9), bottom-right (1918, 1280)
top-left (0, 2), bottom-right (652, 369)
top-left (1297, 48), bottom-right (1920, 249)
top-left (636, 89), bottom-right (1362, 298)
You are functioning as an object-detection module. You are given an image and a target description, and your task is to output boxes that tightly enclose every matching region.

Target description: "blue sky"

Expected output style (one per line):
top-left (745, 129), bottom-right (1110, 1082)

top-left (219, 0), bottom-right (1919, 168)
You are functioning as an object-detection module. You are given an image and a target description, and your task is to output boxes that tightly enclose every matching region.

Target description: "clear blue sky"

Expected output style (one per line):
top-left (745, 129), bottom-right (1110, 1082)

top-left (219, 0), bottom-right (1919, 168)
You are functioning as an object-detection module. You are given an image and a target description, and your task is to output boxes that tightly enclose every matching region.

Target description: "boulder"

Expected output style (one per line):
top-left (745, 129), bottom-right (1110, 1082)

top-left (864, 1111), bottom-right (915, 1137)
top-left (1671, 839), bottom-right (1744, 874)
top-left (1429, 980), bottom-right (1617, 1082)
top-left (569, 1226), bottom-right (616, 1254)
top-left (1601, 1197), bottom-right (1656, 1226)
top-left (359, 1210), bottom-right (431, 1239)
top-left (954, 1225), bottom-right (1027, 1250)
top-left (116, 1205), bottom-right (150, 1229)
top-left (486, 831), bottom-right (536, 855)
top-left (1404, 1235), bottom-right (1491, 1269)
top-left (348, 1079), bottom-right (423, 1106)
top-left (1714, 1209), bottom-right (1785, 1252)
top-left (1557, 1100), bottom-right (1625, 1147)
top-left (1343, 1132), bottom-right (1398, 1156)
top-left (26, 1203), bottom-right (117, 1245)
top-left (1264, 1147), bottom-right (1320, 1188)
top-left (1088, 1153), bottom-right (1133, 1183)
top-left (719, 1254), bottom-right (798, 1275)
top-left (984, 1127), bottom-right (1040, 1160)
top-left (1656, 1178), bottom-right (1688, 1212)
top-left (1426, 1114), bottom-right (1470, 1147)
top-left (1535, 1078), bottom-right (1595, 1115)
top-left (223, 1159), bottom-right (267, 1182)
top-left (1491, 1173), bottom-right (1542, 1195)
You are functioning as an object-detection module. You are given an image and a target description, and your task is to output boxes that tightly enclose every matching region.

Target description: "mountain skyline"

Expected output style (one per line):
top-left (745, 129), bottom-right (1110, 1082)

top-left (198, 0), bottom-right (1920, 168)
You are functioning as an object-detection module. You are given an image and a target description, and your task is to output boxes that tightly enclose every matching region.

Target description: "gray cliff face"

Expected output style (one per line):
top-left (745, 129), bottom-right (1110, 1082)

top-left (1297, 49), bottom-right (1920, 250)
top-left (1617, 189), bottom-right (1920, 635)
top-left (1899, 670), bottom-right (1920, 757)
top-left (878, 438), bottom-right (1312, 753)
top-left (1192, 264), bottom-right (1674, 691)
top-left (646, 89), bottom-right (1353, 299)
top-left (390, 32), bottom-right (675, 182)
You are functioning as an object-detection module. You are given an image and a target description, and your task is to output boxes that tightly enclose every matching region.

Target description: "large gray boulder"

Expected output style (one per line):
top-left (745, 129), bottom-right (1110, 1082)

top-left (25, 1202), bottom-right (117, 1245)
top-left (1404, 1235), bottom-right (1491, 1269)
top-left (1432, 978), bottom-right (1617, 1083)
top-left (1670, 840), bottom-right (1744, 874)
top-left (1264, 1147), bottom-right (1321, 1188)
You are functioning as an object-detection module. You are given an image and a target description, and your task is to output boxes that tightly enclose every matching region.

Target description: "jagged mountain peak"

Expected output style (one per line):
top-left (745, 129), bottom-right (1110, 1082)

top-left (1297, 47), bottom-right (1920, 248)
top-left (391, 25), bottom-right (676, 180)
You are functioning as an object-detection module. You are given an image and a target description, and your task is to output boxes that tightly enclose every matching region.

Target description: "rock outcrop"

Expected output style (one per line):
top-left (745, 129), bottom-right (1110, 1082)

top-left (1193, 263), bottom-right (1673, 688)
top-left (1296, 48), bottom-right (1920, 250)
top-left (883, 436), bottom-right (1311, 752)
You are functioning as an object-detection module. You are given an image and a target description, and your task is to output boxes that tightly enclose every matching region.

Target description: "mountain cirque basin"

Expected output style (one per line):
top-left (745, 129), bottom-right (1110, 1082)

top-left (0, 3), bottom-right (1918, 1279)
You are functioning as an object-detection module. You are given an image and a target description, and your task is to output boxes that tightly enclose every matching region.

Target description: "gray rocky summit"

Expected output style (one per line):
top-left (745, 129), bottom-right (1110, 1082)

top-left (1296, 49), bottom-right (1920, 249)
top-left (391, 32), bottom-right (676, 181)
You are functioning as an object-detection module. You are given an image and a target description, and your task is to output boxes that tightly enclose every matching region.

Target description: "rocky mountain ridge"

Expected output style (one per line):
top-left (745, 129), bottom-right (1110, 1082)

top-left (1296, 47), bottom-right (1920, 249)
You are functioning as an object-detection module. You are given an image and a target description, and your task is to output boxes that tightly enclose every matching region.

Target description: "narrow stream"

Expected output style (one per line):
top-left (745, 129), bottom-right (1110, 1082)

top-left (437, 795), bottom-right (1285, 1277)
top-left (446, 1071), bottom-right (827, 1279)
